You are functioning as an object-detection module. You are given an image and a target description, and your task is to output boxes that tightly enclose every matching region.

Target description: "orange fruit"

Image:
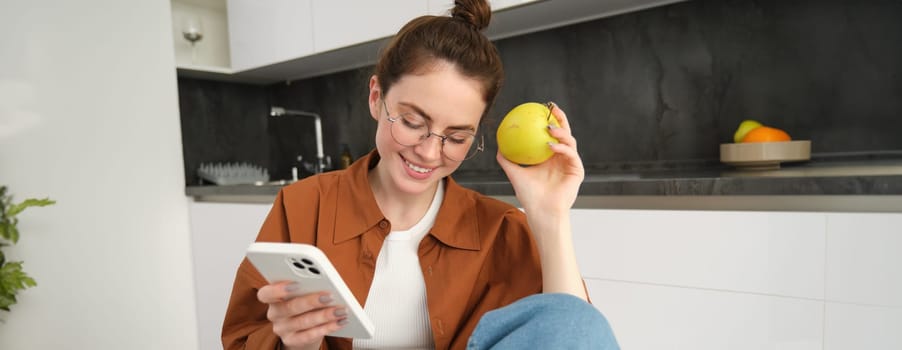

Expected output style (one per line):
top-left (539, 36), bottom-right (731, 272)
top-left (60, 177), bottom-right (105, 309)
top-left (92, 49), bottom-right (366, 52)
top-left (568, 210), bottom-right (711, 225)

top-left (733, 120), bottom-right (763, 143)
top-left (741, 126), bottom-right (791, 143)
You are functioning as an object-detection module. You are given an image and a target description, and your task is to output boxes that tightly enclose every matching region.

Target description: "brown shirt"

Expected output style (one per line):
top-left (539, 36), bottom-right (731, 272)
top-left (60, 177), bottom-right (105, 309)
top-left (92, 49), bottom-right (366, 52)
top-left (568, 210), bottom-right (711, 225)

top-left (222, 151), bottom-right (543, 350)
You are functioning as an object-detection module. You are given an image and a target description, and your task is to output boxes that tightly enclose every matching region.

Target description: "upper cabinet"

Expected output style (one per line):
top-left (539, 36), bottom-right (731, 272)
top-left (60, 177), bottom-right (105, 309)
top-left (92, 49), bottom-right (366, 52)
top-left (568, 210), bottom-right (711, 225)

top-left (313, 1), bottom-right (428, 54)
top-left (227, 0), bottom-right (314, 72)
top-left (427, 0), bottom-right (541, 15)
top-left (176, 0), bottom-right (688, 84)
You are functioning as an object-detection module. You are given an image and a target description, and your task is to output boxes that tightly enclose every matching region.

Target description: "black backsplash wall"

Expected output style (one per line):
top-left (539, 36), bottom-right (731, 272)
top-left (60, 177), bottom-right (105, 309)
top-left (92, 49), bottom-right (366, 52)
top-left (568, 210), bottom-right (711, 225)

top-left (178, 0), bottom-right (902, 184)
top-left (177, 78), bottom-right (270, 184)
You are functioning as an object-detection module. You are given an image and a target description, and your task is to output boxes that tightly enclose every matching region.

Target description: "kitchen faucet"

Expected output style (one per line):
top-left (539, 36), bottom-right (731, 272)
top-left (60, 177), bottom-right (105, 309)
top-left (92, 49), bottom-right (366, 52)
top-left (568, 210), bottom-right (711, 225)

top-left (270, 106), bottom-right (330, 177)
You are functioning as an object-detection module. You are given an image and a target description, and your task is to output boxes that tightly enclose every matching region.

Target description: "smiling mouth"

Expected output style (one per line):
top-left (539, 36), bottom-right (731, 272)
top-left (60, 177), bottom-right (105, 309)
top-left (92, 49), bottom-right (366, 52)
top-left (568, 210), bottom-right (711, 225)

top-left (403, 157), bottom-right (435, 174)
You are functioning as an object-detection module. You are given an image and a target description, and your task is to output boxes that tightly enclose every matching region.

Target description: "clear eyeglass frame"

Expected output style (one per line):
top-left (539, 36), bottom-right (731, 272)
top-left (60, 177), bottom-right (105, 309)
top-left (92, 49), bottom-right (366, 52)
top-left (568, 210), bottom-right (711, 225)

top-left (381, 98), bottom-right (485, 161)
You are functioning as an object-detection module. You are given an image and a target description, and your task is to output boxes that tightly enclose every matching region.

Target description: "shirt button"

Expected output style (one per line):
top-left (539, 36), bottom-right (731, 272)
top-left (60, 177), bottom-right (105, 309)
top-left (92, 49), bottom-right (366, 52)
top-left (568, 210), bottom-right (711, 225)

top-left (379, 220), bottom-right (388, 229)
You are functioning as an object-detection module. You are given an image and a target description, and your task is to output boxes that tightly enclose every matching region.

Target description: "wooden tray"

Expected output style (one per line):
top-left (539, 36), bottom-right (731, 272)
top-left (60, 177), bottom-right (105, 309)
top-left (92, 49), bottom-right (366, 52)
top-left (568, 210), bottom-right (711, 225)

top-left (720, 140), bottom-right (811, 170)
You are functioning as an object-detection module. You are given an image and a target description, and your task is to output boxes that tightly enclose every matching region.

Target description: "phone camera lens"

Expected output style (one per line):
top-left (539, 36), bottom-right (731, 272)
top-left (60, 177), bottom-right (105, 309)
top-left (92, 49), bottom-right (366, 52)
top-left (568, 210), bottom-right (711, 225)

top-left (292, 261), bottom-right (306, 270)
top-left (308, 267), bottom-right (320, 275)
top-left (301, 258), bottom-right (314, 266)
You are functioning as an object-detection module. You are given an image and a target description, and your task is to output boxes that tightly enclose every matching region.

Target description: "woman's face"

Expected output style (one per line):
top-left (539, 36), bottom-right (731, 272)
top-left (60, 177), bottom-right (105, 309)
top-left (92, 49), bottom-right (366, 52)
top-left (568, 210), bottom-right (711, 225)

top-left (368, 61), bottom-right (486, 196)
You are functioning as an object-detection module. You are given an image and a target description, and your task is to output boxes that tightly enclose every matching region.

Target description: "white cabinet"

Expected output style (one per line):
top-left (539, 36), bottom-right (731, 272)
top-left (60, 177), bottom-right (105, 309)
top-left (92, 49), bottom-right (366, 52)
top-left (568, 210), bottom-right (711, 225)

top-left (312, 0), bottom-right (427, 53)
top-left (427, 0), bottom-right (541, 16)
top-left (824, 302), bottom-right (902, 350)
top-left (192, 0), bottom-right (689, 83)
top-left (227, 0), bottom-right (314, 71)
top-left (427, 0), bottom-right (452, 15)
top-left (822, 213), bottom-right (902, 350)
top-left (572, 209), bottom-right (827, 299)
top-left (587, 279), bottom-right (825, 350)
top-left (185, 202), bottom-right (902, 349)
top-left (225, 0), bottom-right (428, 73)
top-left (188, 201), bottom-right (272, 350)
top-left (572, 209), bottom-right (902, 350)
top-left (824, 213), bottom-right (902, 307)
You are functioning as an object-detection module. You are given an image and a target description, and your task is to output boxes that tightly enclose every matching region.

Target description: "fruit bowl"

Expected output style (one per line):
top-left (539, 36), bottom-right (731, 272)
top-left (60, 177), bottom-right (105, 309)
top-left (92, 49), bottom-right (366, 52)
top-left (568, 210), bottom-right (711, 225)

top-left (720, 140), bottom-right (811, 170)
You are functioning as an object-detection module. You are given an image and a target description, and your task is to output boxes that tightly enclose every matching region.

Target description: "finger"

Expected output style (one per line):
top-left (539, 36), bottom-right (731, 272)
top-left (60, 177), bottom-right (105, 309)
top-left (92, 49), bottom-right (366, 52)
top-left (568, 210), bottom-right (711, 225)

top-left (280, 318), bottom-right (348, 348)
top-left (549, 143), bottom-right (586, 174)
top-left (548, 102), bottom-right (572, 131)
top-left (548, 125), bottom-right (577, 151)
top-left (273, 306), bottom-right (347, 336)
top-left (267, 291), bottom-right (334, 320)
top-left (257, 281), bottom-right (299, 304)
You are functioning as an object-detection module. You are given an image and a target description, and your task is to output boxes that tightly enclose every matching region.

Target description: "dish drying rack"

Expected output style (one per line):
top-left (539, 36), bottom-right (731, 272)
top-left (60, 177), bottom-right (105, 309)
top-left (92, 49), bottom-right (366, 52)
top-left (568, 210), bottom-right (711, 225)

top-left (197, 162), bottom-right (269, 185)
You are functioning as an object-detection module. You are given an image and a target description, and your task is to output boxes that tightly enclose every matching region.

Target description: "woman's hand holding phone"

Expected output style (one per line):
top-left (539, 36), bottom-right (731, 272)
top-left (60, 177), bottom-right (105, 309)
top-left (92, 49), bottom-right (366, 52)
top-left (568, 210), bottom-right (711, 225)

top-left (246, 242), bottom-right (375, 348)
top-left (256, 282), bottom-right (347, 350)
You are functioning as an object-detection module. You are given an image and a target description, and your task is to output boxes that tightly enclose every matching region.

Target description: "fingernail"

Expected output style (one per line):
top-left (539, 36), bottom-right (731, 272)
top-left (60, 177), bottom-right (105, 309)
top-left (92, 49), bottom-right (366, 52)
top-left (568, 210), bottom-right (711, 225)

top-left (334, 308), bottom-right (347, 317)
top-left (338, 318), bottom-right (349, 326)
top-left (319, 294), bottom-right (333, 304)
top-left (284, 283), bottom-right (300, 293)
top-left (547, 124), bottom-right (558, 129)
top-left (548, 142), bottom-right (556, 148)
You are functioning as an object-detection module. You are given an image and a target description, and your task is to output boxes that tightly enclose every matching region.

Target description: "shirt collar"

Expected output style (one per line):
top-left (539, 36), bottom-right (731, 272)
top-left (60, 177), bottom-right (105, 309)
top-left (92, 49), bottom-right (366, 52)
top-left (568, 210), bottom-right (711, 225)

top-left (333, 150), bottom-right (481, 251)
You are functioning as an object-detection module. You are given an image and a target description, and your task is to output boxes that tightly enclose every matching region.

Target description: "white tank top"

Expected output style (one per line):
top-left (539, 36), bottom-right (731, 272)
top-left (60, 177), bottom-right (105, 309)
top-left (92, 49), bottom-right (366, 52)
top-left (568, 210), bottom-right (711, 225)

top-left (352, 182), bottom-right (444, 349)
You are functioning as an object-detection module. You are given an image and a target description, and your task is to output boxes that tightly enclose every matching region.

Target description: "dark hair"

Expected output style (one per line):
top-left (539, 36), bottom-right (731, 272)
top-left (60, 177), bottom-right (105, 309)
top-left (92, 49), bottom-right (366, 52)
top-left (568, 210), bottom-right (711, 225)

top-left (374, 0), bottom-right (503, 124)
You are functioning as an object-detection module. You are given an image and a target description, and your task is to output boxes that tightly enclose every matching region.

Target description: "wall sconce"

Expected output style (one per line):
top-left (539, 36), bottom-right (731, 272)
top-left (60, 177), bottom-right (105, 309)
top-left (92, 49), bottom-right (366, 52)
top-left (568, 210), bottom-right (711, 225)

top-left (181, 14), bottom-right (204, 63)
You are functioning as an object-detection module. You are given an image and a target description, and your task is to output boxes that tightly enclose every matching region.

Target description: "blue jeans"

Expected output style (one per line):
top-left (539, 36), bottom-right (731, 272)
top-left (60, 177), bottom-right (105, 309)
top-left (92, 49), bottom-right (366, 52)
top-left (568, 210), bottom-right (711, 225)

top-left (467, 293), bottom-right (620, 350)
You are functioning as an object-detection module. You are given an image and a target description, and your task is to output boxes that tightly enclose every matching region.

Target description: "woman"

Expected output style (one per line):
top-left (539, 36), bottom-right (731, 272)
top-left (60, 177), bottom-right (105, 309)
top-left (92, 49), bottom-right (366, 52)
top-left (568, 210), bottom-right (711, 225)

top-left (222, 1), bottom-right (618, 349)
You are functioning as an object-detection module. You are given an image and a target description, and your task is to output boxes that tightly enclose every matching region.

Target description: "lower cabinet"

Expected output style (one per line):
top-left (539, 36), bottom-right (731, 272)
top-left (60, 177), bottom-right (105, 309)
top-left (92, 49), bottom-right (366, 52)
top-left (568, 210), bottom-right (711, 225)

top-left (187, 201), bottom-right (902, 350)
top-left (572, 209), bottom-right (902, 350)
top-left (188, 201), bottom-right (271, 350)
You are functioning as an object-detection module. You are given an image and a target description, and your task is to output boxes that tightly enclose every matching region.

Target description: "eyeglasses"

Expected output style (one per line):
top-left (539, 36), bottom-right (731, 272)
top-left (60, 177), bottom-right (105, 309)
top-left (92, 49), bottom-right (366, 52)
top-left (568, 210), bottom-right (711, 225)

top-left (381, 99), bottom-right (484, 161)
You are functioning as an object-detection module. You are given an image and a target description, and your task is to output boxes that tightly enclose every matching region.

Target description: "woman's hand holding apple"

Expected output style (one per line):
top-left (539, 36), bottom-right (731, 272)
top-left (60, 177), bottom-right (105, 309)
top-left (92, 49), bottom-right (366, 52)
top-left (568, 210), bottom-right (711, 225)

top-left (496, 102), bottom-right (585, 219)
top-left (496, 102), bottom-right (589, 300)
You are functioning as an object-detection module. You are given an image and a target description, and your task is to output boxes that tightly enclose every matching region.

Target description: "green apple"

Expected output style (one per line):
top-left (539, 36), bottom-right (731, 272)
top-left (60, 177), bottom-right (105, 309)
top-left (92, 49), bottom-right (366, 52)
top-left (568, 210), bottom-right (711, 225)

top-left (496, 102), bottom-right (561, 165)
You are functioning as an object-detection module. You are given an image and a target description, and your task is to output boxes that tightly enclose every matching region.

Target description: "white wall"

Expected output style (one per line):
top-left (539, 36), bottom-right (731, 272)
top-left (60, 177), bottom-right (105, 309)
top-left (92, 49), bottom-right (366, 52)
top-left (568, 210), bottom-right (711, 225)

top-left (0, 0), bottom-right (198, 349)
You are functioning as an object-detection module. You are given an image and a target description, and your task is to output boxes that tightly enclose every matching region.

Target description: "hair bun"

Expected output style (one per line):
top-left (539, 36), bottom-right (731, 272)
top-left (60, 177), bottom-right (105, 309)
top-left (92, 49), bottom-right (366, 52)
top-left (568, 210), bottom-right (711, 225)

top-left (451, 0), bottom-right (492, 31)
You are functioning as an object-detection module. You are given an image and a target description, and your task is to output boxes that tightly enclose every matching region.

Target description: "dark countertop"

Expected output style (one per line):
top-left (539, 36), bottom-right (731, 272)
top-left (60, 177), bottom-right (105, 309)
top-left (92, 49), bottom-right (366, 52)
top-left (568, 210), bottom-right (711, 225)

top-left (456, 159), bottom-right (902, 196)
top-left (186, 155), bottom-right (902, 204)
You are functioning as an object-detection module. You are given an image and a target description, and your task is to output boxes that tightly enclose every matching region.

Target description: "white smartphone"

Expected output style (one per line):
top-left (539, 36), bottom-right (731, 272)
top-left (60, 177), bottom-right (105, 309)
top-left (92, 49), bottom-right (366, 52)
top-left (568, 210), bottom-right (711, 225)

top-left (245, 242), bottom-right (375, 339)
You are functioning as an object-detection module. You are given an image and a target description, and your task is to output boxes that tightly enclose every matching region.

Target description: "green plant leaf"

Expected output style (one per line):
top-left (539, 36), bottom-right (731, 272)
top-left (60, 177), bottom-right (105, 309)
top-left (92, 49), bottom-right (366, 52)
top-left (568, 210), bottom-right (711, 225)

top-left (0, 186), bottom-right (51, 313)
top-left (8, 198), bottom-right (56, 217)
top-left (0, 294), bottom-right (15, 311)
top-left (1, 261), bottom-right (37, 297)
top-left (4, 223), bottom-right (19, 244)
top-left (0, 222), bottom-right (9, 242)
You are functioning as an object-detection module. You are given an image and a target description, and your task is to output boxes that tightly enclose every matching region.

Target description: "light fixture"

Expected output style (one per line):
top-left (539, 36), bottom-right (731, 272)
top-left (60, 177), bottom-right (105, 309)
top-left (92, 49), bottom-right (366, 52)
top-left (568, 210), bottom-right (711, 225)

top-left (181, 14), bottom-right (204, 63)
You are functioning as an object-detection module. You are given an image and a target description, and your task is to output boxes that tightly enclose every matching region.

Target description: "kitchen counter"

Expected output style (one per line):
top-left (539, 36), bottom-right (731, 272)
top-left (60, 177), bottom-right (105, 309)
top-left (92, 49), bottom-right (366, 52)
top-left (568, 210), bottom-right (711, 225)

top-left (186, 155), bottom-right (902, 211)
top-left (454, 158), bottom-right (902, 196)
